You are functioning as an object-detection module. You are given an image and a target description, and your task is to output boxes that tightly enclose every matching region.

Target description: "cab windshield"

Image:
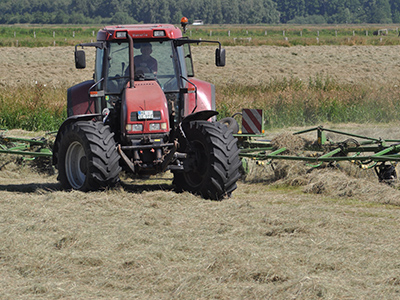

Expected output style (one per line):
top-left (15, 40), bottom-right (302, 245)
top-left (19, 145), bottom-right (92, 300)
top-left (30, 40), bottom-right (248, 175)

top-left (106, 40), bottom-right (179, 93)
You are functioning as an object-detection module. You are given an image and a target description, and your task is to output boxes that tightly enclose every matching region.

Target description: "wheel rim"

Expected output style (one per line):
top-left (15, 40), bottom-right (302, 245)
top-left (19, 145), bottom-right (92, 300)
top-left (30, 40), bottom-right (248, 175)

top-left (65, 141), bottom-right (87, 189)
top-left (184, 140), bottom-right (208, 187)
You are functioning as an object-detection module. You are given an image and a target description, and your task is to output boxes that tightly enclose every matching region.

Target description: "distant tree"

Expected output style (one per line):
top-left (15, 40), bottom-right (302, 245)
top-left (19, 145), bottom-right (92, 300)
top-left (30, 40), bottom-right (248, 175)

top-left (211, 0), bottom-right (224, 24)
top-left (221, 0), bottom-right (239, 24)
top-left (0, 0), bottom-right (399, 25)
top-left (110, 11), bottom-right (137, 24)
top-left (305, 0), bottom-right (322, 16)
top-left (54, 11), bottom-right (69, 24)
top-left (276, 0), bottom-right (306, 23)
top-left (69, 12), bottom-right (87, 24)
top-left (390, 0), bottom-right (400, 22)
top-left (20, 12), bottom-right (33, 24)
top-left (261, 0), bottom-right (280, 23)
top-left (369, 0), bottom-right (392, 23)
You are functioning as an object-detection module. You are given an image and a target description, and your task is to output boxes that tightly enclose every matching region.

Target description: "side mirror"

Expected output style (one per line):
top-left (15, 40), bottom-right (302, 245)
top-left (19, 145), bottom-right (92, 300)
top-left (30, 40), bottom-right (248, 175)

top-left (215, 48), bottom-right (226, 67)
top-left (75, 50), bottom-right (86, 69)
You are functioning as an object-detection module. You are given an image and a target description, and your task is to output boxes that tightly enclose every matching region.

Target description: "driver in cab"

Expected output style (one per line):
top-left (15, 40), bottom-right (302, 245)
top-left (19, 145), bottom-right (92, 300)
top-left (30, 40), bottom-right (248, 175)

top-left (134, 43), bottom-right (158, 76)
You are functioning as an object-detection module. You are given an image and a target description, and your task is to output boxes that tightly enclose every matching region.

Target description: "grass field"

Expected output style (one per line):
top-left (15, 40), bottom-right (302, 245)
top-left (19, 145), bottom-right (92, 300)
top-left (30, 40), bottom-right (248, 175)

top-left (2, 24), bottom-right (400, 47)
top-left (1, 30), bottom-right (400, 299)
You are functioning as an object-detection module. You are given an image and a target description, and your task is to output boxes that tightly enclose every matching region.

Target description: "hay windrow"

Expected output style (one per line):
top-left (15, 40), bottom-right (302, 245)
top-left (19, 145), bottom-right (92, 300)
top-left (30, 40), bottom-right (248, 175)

top-left (303, 168), bottom-right (400, 205)
top-left (271, 132), bottom-right (308, 153)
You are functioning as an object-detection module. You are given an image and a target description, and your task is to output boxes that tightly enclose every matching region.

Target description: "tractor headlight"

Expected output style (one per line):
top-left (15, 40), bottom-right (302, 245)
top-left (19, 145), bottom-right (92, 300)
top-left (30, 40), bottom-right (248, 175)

top-left (116, 31), bottom-right (127, 38)
top-left (153, 30), bottom-right (166, 37)
top-left (149, 123), bottom-right (160, 131)
top-left (126, 124), bottom-right (143, 132)
top-left (149, 122), bottom-right (167, 131)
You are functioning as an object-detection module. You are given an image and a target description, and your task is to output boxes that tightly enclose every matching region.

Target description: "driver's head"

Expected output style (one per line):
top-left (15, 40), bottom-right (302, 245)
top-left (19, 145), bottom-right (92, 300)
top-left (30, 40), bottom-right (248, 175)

top-left (140, 43), bottom-right (152, 56)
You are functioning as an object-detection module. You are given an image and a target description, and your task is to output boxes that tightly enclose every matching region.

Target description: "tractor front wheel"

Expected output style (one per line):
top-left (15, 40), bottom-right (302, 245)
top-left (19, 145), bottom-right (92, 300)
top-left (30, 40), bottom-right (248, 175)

top-left (174, 120), bottom-right (241, 200)
top-left (56, 120), bottom-right (121, 191)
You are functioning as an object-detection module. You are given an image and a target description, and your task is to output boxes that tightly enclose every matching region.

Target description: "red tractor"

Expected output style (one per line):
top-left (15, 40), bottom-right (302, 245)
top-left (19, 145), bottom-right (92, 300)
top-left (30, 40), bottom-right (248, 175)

top-left (52, 20), bottom-right (241, 200)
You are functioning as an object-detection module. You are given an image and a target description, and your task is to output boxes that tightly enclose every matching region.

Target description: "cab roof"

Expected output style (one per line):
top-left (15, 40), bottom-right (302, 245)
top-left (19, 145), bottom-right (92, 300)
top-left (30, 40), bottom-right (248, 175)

top-left (97, 24), bottom-right (183, 41)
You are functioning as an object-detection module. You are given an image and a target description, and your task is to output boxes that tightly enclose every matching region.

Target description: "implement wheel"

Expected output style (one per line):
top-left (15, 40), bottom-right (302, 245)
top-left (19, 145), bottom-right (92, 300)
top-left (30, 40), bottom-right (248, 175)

top-left (56, 120), bottom-right (121, 191)
top-left (219, 117), bottom-right (239, 134)
top-left (174, 120), bottom-right (241, 200)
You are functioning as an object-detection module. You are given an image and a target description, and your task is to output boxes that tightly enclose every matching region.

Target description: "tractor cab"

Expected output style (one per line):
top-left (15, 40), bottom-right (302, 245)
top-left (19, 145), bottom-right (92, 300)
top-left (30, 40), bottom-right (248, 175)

top-left (72, 24), bottom-right (225, 138)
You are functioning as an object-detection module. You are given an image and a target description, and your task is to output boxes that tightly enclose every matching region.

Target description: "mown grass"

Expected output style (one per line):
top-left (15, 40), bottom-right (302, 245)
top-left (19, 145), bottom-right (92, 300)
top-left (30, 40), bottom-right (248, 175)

top-left (0, 83), bottom-right (67, 131)
top-left (216, 74), bottom-right (400, 129)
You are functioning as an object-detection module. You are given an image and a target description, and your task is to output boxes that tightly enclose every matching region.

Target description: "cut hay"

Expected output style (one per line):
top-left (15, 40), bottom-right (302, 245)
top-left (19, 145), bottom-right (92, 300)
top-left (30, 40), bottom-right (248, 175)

top-left (271, 132), bottom-right (309, 153)
top-left (303, 168), bottom-right (400, 206)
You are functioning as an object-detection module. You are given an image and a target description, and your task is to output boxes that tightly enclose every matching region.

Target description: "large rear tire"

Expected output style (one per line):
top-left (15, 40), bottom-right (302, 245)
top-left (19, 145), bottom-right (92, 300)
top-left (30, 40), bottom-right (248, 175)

top-left (56, 120), bottom-right (121, 191)
top-left (173, 120), bottom-right (241, 200)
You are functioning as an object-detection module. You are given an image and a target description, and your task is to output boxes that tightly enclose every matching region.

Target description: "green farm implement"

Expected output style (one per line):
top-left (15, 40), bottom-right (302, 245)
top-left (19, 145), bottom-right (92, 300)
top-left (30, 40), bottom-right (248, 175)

top-left (0, 130), bottom-right (53, 159)
top-left (235, 109), bottom-right (400, 182)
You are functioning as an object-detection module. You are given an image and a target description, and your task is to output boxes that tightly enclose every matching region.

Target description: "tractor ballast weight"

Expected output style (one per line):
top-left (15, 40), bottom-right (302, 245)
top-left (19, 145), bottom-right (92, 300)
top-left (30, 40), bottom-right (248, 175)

top-left (52, 22), bottom-right (241, 200)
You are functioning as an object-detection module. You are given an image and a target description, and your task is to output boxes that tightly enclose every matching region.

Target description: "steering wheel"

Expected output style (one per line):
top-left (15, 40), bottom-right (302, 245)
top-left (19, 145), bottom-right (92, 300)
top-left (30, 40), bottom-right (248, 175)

top-left (107, 75), bottom-right (129, 92)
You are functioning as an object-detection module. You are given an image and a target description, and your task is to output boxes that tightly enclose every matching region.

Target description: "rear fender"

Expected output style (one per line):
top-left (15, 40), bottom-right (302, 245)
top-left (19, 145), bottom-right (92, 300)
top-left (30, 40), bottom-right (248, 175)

top-left (185, 78), bottom-right (215, 117)
top-left (52, 114), bottom-right (101, 166)
top-left (67, 80), bottom-right (96, 116)
top-left (182, 110), bottom-right (218, 124)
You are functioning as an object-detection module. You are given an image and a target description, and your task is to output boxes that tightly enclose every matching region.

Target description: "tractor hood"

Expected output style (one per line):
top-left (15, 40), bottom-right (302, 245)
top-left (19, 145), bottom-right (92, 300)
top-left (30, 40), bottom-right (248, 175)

top-left (122, 81), bottom-right (170, 136)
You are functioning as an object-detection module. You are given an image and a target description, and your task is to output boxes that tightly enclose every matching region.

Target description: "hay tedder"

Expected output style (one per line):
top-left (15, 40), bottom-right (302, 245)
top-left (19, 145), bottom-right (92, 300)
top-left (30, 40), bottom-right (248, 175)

top-left (228, 109), bottom-right (400, 183)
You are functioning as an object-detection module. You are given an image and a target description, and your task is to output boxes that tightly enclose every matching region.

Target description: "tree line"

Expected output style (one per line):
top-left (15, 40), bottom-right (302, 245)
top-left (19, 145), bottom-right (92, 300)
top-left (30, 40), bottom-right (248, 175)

top-left (0, 0), bottom-right (399, 25)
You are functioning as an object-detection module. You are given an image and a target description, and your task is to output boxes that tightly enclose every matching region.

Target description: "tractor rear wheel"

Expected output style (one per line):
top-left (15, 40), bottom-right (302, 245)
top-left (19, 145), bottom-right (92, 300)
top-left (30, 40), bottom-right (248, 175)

top-left (56, 120), bottom-right (121, 191)
top-left (174, 120), bottom-right (241, 200)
